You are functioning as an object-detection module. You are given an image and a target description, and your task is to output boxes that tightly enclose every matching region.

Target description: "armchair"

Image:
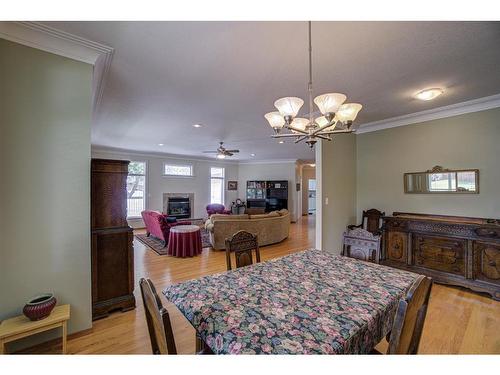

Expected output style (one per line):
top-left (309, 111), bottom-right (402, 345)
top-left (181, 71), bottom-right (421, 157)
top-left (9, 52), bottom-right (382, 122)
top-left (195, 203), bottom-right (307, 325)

top-left (348, 208), bottom-right (385, 235)
top-left (206, 204), bottom-right (231, 217)
top-left (141, 210), bottom-right (191, 245)
top-left (343, 208), bottom-right (385, 263)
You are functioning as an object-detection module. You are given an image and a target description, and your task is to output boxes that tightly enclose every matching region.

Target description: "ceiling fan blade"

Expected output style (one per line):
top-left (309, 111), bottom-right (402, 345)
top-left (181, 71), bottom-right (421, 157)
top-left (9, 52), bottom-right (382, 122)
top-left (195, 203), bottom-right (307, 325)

top-left (225, 152), bottom-right (234, 156)
top-left (202, 151), bottom-right (218, 153)
top-left (225, 149), bottom-right (239, 153)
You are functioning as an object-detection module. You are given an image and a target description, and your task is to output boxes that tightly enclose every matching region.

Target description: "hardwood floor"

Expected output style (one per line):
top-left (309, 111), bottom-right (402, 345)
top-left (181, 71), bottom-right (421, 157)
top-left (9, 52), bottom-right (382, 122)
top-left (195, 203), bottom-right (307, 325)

top-left (21, 215), bottom-right (500, 354)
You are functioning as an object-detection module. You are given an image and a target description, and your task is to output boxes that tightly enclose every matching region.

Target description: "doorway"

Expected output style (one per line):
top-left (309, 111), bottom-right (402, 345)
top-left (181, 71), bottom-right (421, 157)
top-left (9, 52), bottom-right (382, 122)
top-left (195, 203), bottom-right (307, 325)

top-left (308, 179), bottom-right (316, 215)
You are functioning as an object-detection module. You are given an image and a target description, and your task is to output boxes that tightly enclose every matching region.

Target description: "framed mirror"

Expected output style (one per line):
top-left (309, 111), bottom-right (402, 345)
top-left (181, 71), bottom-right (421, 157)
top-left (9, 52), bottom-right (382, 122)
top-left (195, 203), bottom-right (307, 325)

top-left (404, 166), bottom-right (479, 194)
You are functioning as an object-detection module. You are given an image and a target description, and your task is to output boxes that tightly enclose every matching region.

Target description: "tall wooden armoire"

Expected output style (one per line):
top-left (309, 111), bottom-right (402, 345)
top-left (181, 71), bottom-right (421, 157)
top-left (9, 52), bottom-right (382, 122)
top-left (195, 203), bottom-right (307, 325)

top-left (91, 159), bottom-right (135, 320)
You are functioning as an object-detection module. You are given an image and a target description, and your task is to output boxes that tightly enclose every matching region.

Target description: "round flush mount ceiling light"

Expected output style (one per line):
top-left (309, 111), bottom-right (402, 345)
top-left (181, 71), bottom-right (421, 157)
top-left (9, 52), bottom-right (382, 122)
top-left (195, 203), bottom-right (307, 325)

top-left (193, 124), bottom-right (202, 128)
top-left (415, 88), bottom-right (444, 101)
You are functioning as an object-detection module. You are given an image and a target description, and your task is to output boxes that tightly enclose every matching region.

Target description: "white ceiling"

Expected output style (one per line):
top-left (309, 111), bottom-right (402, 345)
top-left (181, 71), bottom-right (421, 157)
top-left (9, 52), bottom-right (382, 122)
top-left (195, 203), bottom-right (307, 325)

top-left (43, 21), bottom-right (500, 161)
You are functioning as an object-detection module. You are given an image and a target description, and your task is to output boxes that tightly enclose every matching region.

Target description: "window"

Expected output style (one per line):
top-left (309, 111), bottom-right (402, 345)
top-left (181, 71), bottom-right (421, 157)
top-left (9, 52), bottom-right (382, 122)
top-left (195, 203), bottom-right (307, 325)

top-left (163, 163), bottom-right (193, 177)
top-left (127, 161), bottom-right (146, 218)
top-left (210, 167), bottom-right (225, 205)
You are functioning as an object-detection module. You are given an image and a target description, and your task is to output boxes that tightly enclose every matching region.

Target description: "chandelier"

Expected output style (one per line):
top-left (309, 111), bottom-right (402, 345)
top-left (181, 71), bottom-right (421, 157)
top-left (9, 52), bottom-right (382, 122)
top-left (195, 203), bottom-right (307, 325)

top-left (264, 22), bottom-right (363, 148)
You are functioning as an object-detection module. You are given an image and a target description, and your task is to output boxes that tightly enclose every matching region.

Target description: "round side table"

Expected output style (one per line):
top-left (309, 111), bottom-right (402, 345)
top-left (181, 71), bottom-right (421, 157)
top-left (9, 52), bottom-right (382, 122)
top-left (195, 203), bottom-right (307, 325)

top-left (167, 224), bottom-right (203, 257)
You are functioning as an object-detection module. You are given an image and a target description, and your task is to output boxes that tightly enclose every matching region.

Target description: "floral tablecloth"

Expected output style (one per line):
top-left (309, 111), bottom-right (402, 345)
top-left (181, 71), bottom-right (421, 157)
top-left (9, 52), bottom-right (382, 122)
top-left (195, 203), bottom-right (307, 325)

top-left (163, 249), bottom-right (418, 354)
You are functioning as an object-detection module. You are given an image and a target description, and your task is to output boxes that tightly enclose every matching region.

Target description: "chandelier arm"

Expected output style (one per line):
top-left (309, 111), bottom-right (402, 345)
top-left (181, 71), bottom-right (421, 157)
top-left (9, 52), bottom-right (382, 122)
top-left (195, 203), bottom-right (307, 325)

top-left (294, 135), bottom-right (308, 143)
top-left (309, 121), bottom-right (337, 136)
top-left (317, 129), bottom-right (355, 135)
top-left (284, 125), bottom-right (309, 135)
top-left (312, 134), bottom-right (332, 141)
top-left (271, 133), bottom-right (307, 138)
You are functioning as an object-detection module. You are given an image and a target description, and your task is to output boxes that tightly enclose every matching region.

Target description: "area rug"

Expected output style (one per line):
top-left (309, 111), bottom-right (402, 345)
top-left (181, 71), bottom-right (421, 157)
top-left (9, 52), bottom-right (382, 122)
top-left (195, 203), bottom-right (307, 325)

top-left (135, 223), bottom-right (211, 256)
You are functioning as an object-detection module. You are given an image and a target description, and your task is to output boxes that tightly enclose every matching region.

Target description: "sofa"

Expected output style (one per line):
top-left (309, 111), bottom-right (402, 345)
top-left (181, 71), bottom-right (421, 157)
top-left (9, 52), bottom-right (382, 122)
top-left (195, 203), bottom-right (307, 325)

top-left (141, 210), bottom-right (191, 244)
top-left (205, 209), bottom-right (290, 250)
top-left (206, 203), bottom-right (231, 216)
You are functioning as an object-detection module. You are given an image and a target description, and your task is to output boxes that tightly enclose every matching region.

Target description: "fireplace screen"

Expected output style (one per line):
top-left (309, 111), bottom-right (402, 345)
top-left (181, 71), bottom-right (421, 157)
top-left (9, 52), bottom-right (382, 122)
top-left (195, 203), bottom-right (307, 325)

top-left (167, 197), bottom-right (191, 219)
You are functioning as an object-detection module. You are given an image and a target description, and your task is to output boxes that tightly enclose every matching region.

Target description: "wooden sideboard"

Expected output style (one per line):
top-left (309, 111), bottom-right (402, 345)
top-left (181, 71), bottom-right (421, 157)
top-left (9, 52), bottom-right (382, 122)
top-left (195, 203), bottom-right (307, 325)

top-left (381, 212), bottom-right (500, 300)
top-left (91, 159), bottom-right (135, 319)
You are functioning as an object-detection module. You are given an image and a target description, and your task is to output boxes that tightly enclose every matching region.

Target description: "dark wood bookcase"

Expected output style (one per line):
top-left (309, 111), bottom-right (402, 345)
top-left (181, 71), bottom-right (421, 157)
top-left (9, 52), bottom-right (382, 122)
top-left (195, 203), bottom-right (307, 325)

top-left (91, 159), bottom-right (135, 320)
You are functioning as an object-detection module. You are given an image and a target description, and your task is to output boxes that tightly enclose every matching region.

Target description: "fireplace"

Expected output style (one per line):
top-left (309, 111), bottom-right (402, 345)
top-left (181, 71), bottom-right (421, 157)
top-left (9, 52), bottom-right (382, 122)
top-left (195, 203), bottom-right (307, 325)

top-left (167, 197), bottom-right (191, 219)
top-left (163, 193), bottom-right (194, 219)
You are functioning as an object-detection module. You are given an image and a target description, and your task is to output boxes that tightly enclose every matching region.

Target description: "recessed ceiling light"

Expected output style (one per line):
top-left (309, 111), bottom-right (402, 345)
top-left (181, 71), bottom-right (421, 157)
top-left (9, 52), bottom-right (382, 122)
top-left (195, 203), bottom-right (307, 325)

top-left (158, 143), bottom-right (164, 146)
top-left (193, 124), bottom-right (202, 128)
top-left (279, 140), bottom-right (284, 144)
top-left (250, 153), bottom-right (256, 157)
top-left (415, 88), bottom-right (444, 101)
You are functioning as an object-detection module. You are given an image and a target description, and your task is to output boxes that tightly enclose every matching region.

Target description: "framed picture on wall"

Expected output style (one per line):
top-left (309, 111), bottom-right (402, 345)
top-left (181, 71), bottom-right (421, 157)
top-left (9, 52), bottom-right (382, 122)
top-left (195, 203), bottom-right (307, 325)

top-left (227, 181), bottom-right (238, 191)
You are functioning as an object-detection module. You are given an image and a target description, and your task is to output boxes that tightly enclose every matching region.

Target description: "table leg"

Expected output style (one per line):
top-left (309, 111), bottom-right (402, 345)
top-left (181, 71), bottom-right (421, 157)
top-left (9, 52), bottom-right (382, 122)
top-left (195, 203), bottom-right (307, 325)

top-left (0, 339), bottom-right (5, 354)
top-left (62, 321), bottom-right (67, 354)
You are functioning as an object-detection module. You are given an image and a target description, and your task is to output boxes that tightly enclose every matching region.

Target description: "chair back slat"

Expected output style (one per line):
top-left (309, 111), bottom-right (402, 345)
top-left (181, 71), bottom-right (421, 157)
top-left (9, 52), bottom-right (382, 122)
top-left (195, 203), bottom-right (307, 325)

top-left (387, 275), bottom-right (432, 354)
top-left (139, 278), bottom-right (177, 354)
top-left (225, 230), bottom-right (260, 271)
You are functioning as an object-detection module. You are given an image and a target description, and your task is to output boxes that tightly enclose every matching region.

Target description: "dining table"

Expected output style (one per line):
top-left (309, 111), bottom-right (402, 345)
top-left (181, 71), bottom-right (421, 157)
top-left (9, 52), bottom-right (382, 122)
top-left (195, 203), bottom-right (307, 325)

top-left (163, 248), bottom-right (419, 354)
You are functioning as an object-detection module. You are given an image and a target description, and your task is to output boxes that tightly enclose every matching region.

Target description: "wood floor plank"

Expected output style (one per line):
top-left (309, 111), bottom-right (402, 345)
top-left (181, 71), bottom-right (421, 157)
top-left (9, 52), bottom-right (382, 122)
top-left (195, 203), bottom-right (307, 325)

top-left (18, 215), bottom-right (500, 354)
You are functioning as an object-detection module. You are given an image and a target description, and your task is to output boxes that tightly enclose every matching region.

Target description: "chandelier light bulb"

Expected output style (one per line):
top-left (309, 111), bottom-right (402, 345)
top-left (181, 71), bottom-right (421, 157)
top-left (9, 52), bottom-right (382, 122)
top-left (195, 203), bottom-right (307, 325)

top-left (264, 112), bottom-right (286, 131)
top-left (313, 93), bottom-right (347, 115)
top-left (314, 116), bottom-right (335, 128)
top-left (290, 118), bottom-right (309, 133)
top-left (274, 97), bottom-right (304, 119)
top-left (336, 103), bottom-right (363, 123)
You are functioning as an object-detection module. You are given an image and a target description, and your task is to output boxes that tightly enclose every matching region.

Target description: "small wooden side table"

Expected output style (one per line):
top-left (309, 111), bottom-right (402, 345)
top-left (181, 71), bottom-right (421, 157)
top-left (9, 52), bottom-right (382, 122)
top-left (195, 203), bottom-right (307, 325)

top-left (0, 304), bottom-right (70, 354)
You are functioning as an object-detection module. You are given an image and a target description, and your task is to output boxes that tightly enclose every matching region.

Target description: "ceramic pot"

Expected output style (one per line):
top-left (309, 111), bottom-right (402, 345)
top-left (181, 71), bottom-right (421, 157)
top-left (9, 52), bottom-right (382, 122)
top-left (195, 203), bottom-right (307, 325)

top-left (23, 293), bottom-right (57, 321)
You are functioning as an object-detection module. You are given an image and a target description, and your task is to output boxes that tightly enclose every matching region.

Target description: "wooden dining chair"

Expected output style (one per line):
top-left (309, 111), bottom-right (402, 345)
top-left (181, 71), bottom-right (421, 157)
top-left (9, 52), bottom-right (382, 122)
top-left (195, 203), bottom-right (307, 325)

top-left (225, 230), bottom-right (261, 271)
top-left (139, 278), bottom-right (212, 355)
top-left (375, 275), bottom-right (433, 354)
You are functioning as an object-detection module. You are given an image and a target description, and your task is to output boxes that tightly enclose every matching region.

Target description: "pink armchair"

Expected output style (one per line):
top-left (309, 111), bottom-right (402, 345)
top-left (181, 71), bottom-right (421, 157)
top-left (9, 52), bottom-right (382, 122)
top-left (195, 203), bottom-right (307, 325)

top-left (141, 210), bottom-right (191, 245)
top-left (206, 204), bottom-right (231, 217)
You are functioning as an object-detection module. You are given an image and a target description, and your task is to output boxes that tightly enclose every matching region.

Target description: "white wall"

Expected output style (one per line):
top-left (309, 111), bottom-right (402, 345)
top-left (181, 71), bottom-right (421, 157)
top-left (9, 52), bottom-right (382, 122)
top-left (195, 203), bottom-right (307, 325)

top-left (356, 107), bottom-right (500, 220)
top-left (91, 148), bottom-right (239, 225)
top-left (237, 161), bottom-right (299, 222)
top-left (0, 39), bottom-right (92, 347)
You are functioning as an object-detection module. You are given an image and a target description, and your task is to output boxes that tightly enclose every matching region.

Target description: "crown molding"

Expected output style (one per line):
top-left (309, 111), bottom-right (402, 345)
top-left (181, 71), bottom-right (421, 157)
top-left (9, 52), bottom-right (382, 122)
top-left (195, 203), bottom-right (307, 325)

top-left (0, 21), bottom-right (114, 116)
top-left (91, 146), bottom-right (300, 165)
top-left (238, 159), bottom-right (298, 165)
top-left (356, 93), bottom-right (500, 134)
top-left (91, 146), bottom-right (240, 164)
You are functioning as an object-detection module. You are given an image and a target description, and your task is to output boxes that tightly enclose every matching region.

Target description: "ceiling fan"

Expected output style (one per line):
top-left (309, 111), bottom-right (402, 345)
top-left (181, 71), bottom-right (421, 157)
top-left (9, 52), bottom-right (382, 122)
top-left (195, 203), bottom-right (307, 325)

top-left (202, 142), bottom-right (240, 159)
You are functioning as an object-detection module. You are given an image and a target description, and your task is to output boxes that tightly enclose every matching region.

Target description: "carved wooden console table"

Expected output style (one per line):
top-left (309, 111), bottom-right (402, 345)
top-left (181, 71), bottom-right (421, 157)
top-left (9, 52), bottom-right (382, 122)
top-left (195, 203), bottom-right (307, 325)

top-left (381, 212), bottom-right (500, 300)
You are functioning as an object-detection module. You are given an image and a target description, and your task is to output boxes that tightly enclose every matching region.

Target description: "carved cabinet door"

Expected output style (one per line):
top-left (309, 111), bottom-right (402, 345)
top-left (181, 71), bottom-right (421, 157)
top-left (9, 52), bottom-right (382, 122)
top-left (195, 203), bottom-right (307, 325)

top-left (473, 241), bottom-right (500, 286)
top-left (386, 231), bottom-right (407, 263)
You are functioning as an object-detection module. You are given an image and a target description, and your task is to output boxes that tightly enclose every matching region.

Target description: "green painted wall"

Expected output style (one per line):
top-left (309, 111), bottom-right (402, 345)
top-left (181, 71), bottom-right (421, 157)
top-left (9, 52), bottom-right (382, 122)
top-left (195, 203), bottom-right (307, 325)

top-left (0, 38), bottom-right (92, 349)
top-left (356, 107), bottom-right (500, 220)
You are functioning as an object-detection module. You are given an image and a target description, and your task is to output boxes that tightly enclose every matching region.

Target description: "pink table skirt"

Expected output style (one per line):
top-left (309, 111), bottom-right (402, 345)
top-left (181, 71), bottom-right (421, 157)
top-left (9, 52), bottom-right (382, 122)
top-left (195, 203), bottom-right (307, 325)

top-left (167, 225), bottom-right (203, 257)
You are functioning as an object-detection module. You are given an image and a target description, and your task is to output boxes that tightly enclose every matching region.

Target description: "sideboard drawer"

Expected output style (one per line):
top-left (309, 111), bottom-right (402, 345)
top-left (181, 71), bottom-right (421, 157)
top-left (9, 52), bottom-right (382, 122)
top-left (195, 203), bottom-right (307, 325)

top-left (413, 235), bottom-right (466, 276)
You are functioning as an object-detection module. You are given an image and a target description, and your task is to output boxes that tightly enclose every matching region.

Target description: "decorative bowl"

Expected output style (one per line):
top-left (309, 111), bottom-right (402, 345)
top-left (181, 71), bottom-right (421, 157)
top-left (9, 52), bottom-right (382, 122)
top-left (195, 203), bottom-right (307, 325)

top-left (23, 293), bottom-right (57, 321)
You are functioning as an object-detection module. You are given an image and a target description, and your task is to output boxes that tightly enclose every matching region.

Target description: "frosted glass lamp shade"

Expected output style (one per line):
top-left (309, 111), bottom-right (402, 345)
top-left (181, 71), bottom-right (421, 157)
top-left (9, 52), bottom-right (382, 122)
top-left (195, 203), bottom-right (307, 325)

top-left (315, 116), bottom-right (335, 129)
top-left (264, 112), bottom-right (285, 130)
top-left (336, 103), bottom-right (362, 122)
top-left (274, 97), bottom-right (304, 118)
top-left (290, 118), bottom-right (309, 133)
top-left (216, 153), bottom-right (226, 159)
top-left (313, 93), bottom-right (347, 115)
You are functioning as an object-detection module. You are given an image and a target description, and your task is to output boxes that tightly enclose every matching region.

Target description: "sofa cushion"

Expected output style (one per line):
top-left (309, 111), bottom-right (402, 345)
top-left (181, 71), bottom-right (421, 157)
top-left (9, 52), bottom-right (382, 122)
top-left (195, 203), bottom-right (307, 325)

top-left (249, 212), bottom-right (279, 219)
top-left (211, 214), bottom-right (249, 222)
top-left (277, 209), bottom-right (289, 216)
